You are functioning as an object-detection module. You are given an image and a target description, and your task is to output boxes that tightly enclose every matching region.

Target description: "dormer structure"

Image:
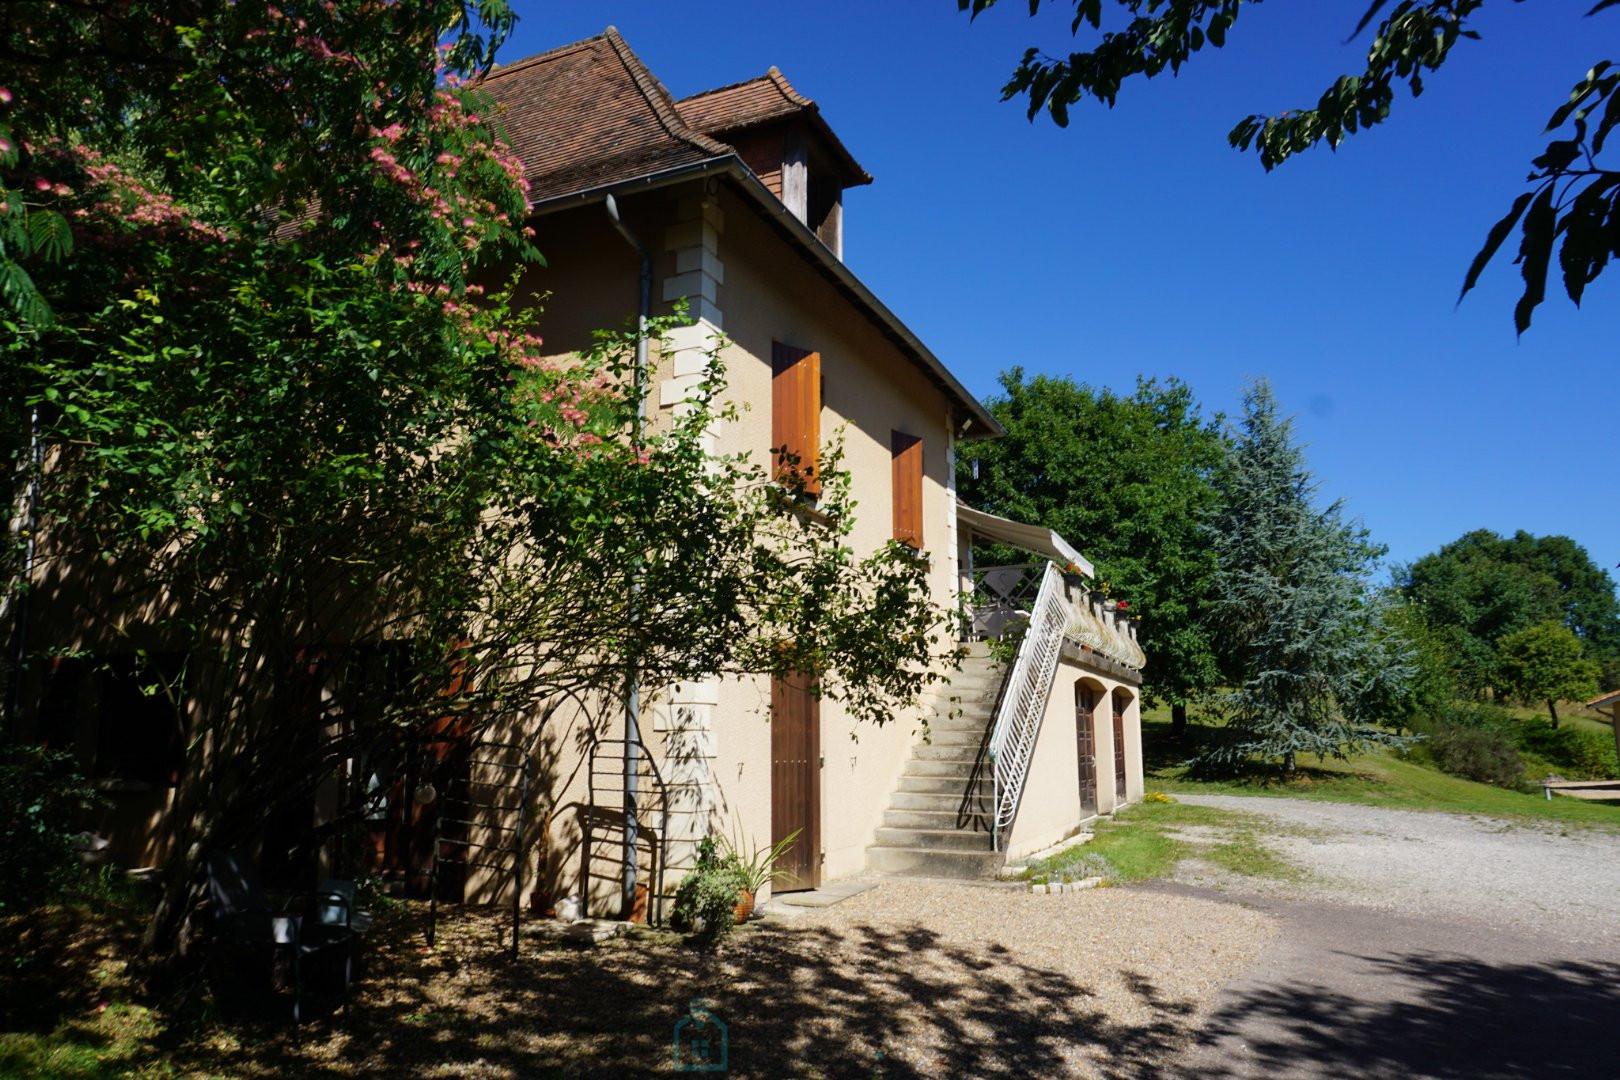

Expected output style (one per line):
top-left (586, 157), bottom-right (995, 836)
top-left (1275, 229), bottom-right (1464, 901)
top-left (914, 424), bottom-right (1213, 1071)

top-left (675, 69), bottom-right (871, 258)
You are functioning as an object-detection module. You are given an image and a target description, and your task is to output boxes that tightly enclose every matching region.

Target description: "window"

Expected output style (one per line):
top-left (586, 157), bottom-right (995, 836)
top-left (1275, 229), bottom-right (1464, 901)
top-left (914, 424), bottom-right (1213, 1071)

top-left (95, 654), bottom-right (187, 787)
top-left (771, 342), bottom-right (821, 496)
top-left (891, 430), bottom-right (923, 549)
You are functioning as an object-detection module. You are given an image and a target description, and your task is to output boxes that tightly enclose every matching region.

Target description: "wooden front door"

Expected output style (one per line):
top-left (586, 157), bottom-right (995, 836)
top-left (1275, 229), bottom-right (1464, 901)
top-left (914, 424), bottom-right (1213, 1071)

top-left (1112, 693), bottom-right (1128, 801)
top-left (1075, 684), bottom-right (1099, 816)
top-left (771, 672), bottom-right (820, 892)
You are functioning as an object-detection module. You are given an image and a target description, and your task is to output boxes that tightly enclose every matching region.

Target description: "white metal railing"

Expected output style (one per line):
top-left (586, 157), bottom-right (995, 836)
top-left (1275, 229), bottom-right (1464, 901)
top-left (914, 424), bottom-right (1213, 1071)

top-left (988, 561), bottom-right (1067, 849)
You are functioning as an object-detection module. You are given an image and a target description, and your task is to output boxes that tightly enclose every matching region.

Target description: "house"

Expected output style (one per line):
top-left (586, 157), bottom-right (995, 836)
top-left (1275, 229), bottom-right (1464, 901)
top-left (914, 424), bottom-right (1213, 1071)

top-left (446, 29), bottom-right (1148, 914)
top-left (11, 28), bottom-right (1149, 916)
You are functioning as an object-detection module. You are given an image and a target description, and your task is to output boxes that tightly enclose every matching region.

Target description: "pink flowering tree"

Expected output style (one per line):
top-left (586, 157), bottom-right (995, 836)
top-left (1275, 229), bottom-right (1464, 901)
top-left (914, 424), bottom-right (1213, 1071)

top-left (1, 3), bottom-right (953, 960)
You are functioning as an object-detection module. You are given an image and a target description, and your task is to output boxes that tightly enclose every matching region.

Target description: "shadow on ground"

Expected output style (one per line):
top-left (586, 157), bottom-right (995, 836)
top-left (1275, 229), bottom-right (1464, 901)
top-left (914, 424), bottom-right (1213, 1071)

top-left (6, 901), bottom-right (1209, 1079)
top-left (1186, 949), bottom-right (1620, 1080)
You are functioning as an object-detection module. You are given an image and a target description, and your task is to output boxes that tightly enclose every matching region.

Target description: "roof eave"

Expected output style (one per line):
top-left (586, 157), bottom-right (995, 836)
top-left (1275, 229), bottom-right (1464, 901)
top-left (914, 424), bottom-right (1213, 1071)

top-left (524, 157), bottom-right (1001, 439)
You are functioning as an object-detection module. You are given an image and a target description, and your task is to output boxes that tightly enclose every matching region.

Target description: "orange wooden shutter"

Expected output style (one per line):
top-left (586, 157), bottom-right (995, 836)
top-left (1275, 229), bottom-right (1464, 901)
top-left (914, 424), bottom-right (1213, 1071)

top-left (771, 343), bottom-right (821, 496)
top-left (891, 430), bottom-right (923, 549)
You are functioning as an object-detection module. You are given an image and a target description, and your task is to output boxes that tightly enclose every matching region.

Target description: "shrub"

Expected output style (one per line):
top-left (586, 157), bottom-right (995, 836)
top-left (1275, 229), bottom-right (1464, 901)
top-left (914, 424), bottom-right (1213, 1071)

top-left (1517, 718), bottom-right (1619, 780)
top-left (1422, 722), bottom-right (1526, 788)
top-left (671, 836), bottom-right (746, 946)
top-left (1430, 699), bottom-right (1516, 733)
top-left (0, 742), bottom-right (101, 915)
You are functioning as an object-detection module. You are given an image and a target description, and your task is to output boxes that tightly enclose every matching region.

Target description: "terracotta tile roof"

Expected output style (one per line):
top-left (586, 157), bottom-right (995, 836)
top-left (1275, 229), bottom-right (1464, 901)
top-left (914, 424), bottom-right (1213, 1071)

top-left (677, 68), bottom-right (871, 187)
top-left (676, 67), bottom-right (813, 133)
top-left (478, 28), bottom-right (732, 205)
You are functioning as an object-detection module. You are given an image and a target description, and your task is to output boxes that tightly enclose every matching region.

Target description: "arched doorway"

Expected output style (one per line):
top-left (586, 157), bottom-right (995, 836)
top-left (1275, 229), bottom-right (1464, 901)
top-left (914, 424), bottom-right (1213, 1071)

top-left (1075, 681), bottom-right (1103, 816)
top-left (1110, 689), bottom-right (1131, 801)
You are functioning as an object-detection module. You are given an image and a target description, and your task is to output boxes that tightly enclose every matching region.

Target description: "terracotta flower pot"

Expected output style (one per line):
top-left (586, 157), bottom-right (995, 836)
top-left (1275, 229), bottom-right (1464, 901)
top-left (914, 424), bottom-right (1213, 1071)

top-left (734, 889), bottom-right (755, 924)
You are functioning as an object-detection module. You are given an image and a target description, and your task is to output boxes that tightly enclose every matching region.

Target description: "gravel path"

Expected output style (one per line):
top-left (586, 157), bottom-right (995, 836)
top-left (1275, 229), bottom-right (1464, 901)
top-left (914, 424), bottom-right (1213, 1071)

top-left (192, 882), bottom-right (1277, 1079)
top-left (773, 880), bottom-right (1278, 1078)
top-left (1168, 794), bottom-right (1620, 945)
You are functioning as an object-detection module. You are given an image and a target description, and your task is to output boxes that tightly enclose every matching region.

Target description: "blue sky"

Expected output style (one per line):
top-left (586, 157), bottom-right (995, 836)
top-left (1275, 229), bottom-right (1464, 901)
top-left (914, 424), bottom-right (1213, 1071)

top-left (503, 3), bottom-right (1618, 579)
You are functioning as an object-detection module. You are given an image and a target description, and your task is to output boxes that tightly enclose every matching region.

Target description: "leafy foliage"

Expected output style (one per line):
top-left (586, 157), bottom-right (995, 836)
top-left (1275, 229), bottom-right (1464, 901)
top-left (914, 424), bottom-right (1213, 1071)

top-left (958, 0), bottom-right (1620, 332)
top-left (0, 742), bottom-right (101, 917)
top-left (1397, 529), bottom-right (1620, 695)
top-left (958, 369), bottom-right (1229, 713)
top-left (3, 2), bottom-right (954, 963)
top-left (1516, 715), bottom-right (1618, 779)
top-left (1416, 719), bottom-right (1527, 789)
top-left (671, 836), bottom-right (747, 946)
top-left (1494, 621), bottom-right (1601, 724)
top-left (1198, 380), bottom-right (1409, 773)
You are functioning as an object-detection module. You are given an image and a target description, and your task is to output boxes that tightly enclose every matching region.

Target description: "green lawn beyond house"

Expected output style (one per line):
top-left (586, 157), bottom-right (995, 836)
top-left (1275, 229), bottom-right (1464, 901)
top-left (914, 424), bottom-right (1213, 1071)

top-left (1138, 715), bottom-right (1620, 828)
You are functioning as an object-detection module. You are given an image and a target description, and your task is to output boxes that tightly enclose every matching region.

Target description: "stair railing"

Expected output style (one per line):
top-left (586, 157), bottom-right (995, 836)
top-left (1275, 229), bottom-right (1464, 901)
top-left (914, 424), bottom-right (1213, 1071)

top-left (987, 560), bottom-right (1066, 851)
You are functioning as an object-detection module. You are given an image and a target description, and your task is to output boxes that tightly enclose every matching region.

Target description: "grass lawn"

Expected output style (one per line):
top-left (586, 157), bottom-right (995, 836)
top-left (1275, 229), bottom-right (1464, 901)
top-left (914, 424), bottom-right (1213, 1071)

top-left (1021, 797), bottom-right (1314, 888)
top-left (1139, 712), bottom-right (1620, 829)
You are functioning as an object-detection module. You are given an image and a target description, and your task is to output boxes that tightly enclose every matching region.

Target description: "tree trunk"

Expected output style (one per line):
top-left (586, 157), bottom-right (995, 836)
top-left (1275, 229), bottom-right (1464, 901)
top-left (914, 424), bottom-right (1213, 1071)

top-left (1171, 702), bottom-right (1187, 736)
top-left (1283, 750), bottom-right (1296, 775)
top-left (1547, 698), bottom-right (1560, 727)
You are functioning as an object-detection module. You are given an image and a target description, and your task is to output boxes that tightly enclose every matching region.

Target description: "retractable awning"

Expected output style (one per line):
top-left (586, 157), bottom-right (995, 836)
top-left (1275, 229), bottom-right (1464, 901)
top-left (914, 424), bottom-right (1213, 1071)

top-left (957, 504), bottom-right (1093, 578)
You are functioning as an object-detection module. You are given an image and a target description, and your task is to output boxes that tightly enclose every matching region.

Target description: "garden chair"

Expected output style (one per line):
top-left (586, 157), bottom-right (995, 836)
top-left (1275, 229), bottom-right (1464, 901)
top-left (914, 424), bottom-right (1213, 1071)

top-left (204, 850), bottom-right (359, 1022)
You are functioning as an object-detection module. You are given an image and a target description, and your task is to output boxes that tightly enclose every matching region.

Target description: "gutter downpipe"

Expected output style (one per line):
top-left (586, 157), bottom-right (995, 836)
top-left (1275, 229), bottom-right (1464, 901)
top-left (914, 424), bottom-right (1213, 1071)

top-left (605, 193), bottom-right (649, 919)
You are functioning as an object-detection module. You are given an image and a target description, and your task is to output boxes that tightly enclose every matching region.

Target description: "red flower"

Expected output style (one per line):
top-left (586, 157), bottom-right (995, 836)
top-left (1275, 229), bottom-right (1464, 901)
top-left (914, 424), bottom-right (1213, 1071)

top-left (1116, 601), bottom-right (1130, 611)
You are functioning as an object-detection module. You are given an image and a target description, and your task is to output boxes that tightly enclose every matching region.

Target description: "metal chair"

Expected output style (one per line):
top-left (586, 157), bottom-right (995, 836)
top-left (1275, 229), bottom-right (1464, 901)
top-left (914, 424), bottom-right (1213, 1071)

top-left (204, 850), bottom-right (358, 1022)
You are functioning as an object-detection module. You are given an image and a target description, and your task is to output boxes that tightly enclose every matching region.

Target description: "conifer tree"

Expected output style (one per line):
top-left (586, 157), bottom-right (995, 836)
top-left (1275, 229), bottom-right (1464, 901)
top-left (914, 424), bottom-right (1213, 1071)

top-left (1202, 381), bottom-right (1407, 774)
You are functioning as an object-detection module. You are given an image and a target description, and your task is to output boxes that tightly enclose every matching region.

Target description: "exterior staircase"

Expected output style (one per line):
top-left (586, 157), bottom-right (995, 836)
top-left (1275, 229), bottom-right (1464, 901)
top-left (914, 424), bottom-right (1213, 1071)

top-left (865, 645), bottom-right (1008, 879)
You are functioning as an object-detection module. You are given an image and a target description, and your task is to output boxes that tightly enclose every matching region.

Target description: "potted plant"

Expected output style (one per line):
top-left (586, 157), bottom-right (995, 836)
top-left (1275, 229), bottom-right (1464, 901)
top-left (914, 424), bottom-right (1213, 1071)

top-left (721, 828), bottom-right (801, 922)
top-left (671, 836), bottom-right (747, 944)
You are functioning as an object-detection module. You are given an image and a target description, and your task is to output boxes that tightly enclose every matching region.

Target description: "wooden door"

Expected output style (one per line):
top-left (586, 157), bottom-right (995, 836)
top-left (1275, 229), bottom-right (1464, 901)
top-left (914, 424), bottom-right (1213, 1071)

top-left (1075, 685), bottom-right (1098, 816)
top-left (771, 672), bottom-right (820, 891)
top-left (1112, 693), bottom-right (1128, 801)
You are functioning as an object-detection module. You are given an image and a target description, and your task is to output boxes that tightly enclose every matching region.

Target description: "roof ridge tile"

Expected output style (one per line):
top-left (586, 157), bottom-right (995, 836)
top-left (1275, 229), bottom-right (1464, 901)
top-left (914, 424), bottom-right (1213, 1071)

top-left (602, 27), bottom-right (731, 158)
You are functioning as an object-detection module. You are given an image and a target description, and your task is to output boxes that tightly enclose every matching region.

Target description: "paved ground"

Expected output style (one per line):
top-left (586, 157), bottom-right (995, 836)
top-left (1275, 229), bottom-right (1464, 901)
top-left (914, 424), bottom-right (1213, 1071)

top-left (1154, 795), bottom-right (1620, 1079)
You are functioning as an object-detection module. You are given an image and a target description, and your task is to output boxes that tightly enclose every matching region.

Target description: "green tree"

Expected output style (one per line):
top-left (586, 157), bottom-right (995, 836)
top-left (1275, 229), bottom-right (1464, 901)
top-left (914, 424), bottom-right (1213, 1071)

top-left (1202, 380), bottom-right (1407, 774)
top-left (1378, 598), bottom-right (1458, 726)
top-left (2, 3), bottom-right (954, 955)
top-left (957, 0), bottom-right (1620, 333)
top-left (1494, 621), bottom-right (1601, 726)
top-left (957, 369), bottom-right (1229, 730)
top-left (1398, 529), bottom-right (1620, 695)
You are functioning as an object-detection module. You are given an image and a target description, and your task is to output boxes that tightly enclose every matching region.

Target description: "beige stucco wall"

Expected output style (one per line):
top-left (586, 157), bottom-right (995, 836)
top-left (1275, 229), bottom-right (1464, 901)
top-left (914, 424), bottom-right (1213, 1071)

top-left (1002, 659), bottom-right (1145, 860)
top-left (489, 177), bottom-right (961, 909)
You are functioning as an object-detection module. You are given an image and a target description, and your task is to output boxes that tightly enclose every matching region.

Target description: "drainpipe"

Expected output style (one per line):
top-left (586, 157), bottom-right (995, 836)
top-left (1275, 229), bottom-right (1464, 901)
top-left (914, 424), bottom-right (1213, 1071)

top-left (605, 194), bottom-right (649, 919)
top-left (4, 406), bottom-right (41, 736)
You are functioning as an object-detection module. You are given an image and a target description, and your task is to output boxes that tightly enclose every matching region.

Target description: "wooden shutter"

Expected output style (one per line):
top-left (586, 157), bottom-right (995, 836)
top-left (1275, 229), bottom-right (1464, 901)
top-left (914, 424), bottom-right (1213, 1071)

top-left (891, 431), bottom-right (923, 549)
top-left (771, 342), bottom-right (821, 496)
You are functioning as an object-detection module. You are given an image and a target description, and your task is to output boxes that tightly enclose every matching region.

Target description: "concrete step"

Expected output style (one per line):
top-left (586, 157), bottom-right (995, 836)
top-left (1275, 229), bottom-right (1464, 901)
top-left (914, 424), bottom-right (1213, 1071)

top-left (938, 676), bottom-right (1000, 693)
top-left (916, 728), bottom-right (987, 747)
top-left (872, 827), bottom-right (994, 852)
top-left (920, 714), bottom-right (994, 733)
top-left (889, 790), bottom-right (989, 812)
top-left (895, 774), bottom-right (989, 796)
top-left (911, 743), bottom-right (987, 762)
top-left (882, 808), bottom-right (991, 831)
top-left (865, 845), bottom-right (1004, 879)
top-left (903, 758), bottom-right (983, 778)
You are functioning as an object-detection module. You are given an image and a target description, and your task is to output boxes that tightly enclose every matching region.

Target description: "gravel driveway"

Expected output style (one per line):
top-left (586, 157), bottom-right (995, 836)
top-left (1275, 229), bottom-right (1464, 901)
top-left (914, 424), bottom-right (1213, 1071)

top-left (1158, 795), bottom-right (1620, 1079)
top-left (1169, 793), bottom-right (1620, 944)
